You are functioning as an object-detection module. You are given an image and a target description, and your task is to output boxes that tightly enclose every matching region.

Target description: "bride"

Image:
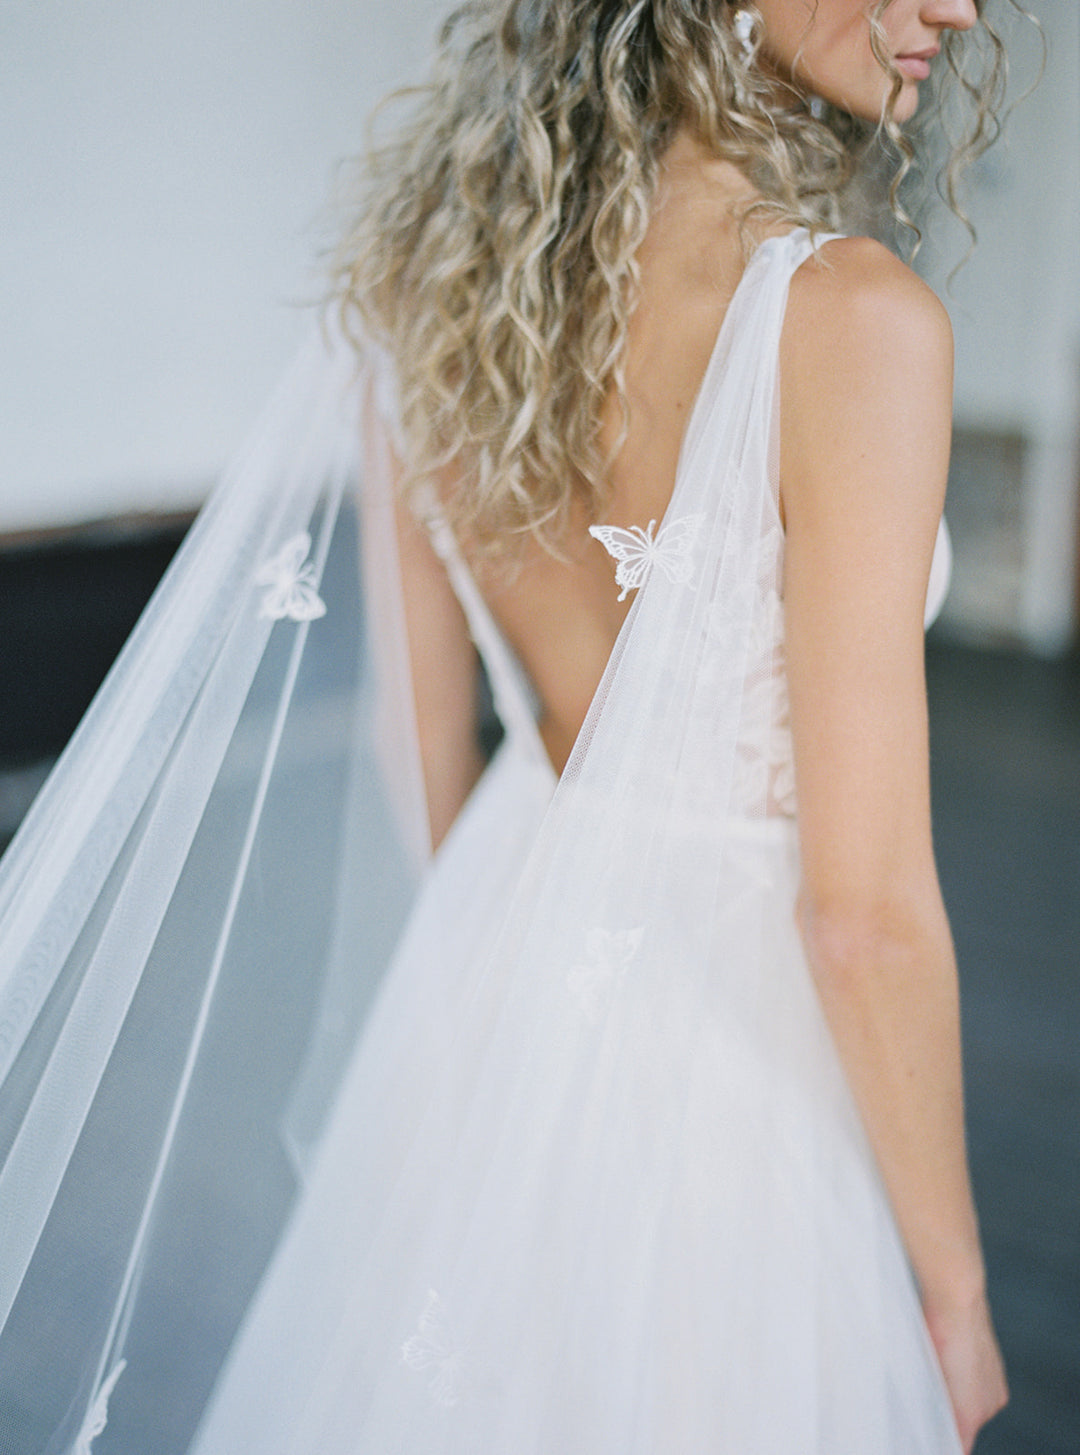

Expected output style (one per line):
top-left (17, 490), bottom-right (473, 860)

top-left (0, 0), bottom-right (1010, 1451)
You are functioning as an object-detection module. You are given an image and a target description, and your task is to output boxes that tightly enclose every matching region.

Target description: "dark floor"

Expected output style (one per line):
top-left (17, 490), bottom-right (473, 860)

top-left (0, 530), bottom-right (1077, 1452)
top-left (925, 640), bottom-right (1080, 1455)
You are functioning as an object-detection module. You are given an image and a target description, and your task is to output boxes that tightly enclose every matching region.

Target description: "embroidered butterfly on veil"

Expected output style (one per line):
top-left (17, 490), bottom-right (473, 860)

top-left (588, 514), bottom-right (705, 601)
top-left (255, 532), bottom-right (328, 622)
top-left (401, 1290), bottom-right (468, 1407)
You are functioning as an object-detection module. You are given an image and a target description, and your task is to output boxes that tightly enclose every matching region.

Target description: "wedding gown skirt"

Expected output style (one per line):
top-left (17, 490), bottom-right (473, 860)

top-left (0, 229), bottom-right (961, 1453)
top-left (193, 745), bottom-right (958, 1455)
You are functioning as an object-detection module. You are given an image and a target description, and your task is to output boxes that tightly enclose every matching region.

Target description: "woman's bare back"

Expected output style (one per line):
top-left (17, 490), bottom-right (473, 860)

top-left (468, 142), bottom-right (770, 774)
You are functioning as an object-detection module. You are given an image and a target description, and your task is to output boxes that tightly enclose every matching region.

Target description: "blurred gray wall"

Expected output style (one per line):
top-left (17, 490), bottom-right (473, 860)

top-left (920, 0), bottom-right (1080, 653)
top-left (0, 0), bottom-right (442, 533)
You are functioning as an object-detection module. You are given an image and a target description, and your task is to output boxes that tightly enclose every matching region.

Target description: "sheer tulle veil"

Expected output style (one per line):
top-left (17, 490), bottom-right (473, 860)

top-left (0, 322), bottom-right (432, 1451)
top-left (0, 234), bottom-right (962, 1454)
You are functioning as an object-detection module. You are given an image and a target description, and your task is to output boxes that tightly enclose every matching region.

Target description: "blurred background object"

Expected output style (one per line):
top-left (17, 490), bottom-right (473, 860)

top-left (0, 2), bottom-right (1077, 1452)
top-left (916, 0), bottom-right (1080, 656)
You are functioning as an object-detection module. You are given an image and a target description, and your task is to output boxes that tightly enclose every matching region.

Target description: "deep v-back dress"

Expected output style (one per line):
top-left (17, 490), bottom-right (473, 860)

top-left (184, 228), bottom-right (961, 1453)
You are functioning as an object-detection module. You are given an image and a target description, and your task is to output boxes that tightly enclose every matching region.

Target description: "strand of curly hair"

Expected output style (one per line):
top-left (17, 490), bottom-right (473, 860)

top-left (334, 0), bottom-right (1014, 555)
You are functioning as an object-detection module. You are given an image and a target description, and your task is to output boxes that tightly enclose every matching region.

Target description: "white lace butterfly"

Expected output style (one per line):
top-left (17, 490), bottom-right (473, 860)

top-left (588, 513), bottom-right (705, 601)
top-left (567, 926), bottom-right (644, 1022)
top-left (401, 1289), bottom-right (467, 1407)
top-left (255, 531), bottom-right (327, 622)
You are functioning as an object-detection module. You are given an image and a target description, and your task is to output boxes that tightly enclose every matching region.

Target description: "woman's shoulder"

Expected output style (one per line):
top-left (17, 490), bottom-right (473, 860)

top-left (778, 233), bottom-right (955, 523)
top-left (785, 233), bottom-right (952, 367)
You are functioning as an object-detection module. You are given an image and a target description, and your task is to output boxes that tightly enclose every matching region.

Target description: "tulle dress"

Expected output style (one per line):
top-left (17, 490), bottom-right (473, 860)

top-left (0, 228), bottom-right (959, 1453)
top-left (189, 227), bottom-right (959, 1453)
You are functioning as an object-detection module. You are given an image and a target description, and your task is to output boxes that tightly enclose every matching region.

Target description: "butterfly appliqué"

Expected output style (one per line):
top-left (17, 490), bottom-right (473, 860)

top-left (255, 532), bottom-right (327, 622)
top-left (588, 514), bottom-right (705, 601)
top-left (567, 926), bottom-right (644, 1022)
top-left (402, 1290), bottom-right (467, 1408)
top-left (72, 1359), bottom-right (126, 1455)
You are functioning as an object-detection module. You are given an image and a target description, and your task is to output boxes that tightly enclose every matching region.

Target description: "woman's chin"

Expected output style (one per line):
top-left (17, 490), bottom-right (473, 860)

top-left (814, 79), bottom-right (919, 128)
top-left (890, 83), bottom-right (921, 124)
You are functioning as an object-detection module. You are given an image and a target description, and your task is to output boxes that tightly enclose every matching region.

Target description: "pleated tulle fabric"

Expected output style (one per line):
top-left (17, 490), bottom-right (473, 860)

top-left (0, 230), bottom-right (960, 1454)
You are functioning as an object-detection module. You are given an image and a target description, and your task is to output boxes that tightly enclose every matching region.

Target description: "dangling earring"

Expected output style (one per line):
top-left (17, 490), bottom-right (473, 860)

top-left (732, 7), bottom-right (755, 64)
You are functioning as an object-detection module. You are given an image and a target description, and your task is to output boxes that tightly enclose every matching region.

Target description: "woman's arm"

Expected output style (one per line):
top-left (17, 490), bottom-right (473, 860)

top-left (780, 237), bottom-right (1007, 1452)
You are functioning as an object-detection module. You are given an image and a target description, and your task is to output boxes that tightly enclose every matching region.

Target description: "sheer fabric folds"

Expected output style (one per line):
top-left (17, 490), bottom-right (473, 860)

top-left (0, 331), bottom-right (426, 1452)
top-left (0, 232), bottom-right (961, 1453)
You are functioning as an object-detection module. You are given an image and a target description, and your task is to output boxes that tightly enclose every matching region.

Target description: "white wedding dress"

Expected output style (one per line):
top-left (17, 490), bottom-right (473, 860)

top-left (0, 228), bottom-right (959, 1453)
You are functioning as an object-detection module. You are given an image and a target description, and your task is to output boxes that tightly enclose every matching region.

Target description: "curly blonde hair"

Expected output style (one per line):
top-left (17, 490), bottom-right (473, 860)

top-left (335, 0), bottom-right (1011, 552)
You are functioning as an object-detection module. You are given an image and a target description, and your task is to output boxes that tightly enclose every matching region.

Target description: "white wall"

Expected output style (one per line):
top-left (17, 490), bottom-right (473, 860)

top-left (0, 0), bottom-right (442, 532)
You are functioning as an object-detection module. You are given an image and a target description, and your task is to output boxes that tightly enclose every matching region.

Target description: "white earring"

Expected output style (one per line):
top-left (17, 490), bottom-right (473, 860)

top-left (732, 7), bottom-right (755, 64)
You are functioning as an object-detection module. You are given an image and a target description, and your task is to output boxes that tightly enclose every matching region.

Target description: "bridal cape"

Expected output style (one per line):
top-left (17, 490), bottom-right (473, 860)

top-left (0, 229), bottom-right (960, 1453)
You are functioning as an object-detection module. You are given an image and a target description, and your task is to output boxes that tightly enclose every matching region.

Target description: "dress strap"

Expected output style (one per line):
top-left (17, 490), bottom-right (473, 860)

top-left (419, 498), bottom-right (549, 764)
